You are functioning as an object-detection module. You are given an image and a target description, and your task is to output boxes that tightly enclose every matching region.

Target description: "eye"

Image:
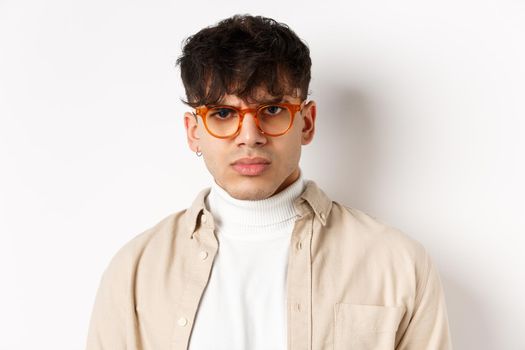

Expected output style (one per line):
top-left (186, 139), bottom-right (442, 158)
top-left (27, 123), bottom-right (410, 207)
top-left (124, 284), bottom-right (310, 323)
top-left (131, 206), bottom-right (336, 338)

top-left (262, 105), bottom-right (283, 115)
top-left (209, 107), bottom-right (235, 119)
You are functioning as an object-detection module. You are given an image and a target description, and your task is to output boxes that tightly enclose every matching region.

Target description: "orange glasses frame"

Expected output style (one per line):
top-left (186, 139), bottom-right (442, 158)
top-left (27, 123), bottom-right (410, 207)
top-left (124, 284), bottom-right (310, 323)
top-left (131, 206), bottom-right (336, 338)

top-left (194, 102), bottom-right (305, 139)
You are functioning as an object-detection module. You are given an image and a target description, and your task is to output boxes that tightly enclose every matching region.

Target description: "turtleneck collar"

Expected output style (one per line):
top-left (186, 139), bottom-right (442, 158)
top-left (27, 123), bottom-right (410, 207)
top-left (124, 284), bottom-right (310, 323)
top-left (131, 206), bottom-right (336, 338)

top-left (205, 172), bottom-right (305, 240)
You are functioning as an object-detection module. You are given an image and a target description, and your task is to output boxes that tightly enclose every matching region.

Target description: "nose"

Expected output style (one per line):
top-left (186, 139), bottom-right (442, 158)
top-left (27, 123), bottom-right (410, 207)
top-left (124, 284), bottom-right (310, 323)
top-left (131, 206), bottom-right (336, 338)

top-left (234, 112), bottom-right (267, 147)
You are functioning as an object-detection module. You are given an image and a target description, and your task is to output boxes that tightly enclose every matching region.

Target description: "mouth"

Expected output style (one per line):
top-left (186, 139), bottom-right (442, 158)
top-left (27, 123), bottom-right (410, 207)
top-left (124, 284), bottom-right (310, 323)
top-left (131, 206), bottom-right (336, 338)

top-left (231, 157), bottom-right (271, 176)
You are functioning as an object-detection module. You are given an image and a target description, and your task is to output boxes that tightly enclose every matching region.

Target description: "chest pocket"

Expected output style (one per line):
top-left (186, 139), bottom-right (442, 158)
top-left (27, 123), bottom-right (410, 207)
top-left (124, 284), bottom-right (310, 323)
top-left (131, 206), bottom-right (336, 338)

top-left (334, 303), bottom-right (405, 350)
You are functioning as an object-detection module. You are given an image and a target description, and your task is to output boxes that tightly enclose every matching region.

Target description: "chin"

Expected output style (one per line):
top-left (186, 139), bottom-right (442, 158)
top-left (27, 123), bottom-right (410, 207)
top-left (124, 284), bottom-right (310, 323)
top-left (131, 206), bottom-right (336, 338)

top-left (225, 180), bottom-right (276, 201)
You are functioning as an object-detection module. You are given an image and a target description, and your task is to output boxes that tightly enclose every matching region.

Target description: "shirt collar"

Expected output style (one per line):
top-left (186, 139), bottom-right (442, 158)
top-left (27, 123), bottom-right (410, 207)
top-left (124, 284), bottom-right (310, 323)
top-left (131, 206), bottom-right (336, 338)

top-left (184, 180), bottom-right (333, 237)
top-left (294, 180), bottom-right (333, 225)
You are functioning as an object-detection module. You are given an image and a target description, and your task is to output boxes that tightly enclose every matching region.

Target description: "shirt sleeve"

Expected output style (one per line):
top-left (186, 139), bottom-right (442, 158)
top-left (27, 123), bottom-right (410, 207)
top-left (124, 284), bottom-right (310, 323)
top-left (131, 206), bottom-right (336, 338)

top-left (396, 251), bottom-right (453, 349)
top-left (85, 247), bottom-right (140, 350)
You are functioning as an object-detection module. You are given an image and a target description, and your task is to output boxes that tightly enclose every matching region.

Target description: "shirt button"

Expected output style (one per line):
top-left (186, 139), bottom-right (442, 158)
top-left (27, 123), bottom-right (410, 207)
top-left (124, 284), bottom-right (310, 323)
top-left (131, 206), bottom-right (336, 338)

top-left (199, 250), bottom-right (208, 260)
top-left (320, 212), bottom-right (326, 220)
top-left (177, 317), bottom-right (188, 327)
top-left (297, 241), bottom-right (303, 250)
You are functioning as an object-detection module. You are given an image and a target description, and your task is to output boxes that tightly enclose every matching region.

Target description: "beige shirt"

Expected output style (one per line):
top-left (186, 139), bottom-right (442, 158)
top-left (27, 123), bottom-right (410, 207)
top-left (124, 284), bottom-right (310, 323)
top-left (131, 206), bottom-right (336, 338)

top-left (86, 180), bottom-right (452, 350)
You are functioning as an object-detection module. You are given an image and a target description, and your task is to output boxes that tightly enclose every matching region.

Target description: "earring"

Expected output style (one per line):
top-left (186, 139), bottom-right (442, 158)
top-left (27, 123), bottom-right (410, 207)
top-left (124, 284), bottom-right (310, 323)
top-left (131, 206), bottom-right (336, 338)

top-left (196, 148), bottom-right (202, 157)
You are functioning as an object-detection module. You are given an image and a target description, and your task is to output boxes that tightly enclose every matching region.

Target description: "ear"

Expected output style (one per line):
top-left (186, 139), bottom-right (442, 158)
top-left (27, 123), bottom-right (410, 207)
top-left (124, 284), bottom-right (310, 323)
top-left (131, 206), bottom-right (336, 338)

top-left (184, 112), bottom-right (201, 152)
top-left (301, 101), bottom-right (316, 145)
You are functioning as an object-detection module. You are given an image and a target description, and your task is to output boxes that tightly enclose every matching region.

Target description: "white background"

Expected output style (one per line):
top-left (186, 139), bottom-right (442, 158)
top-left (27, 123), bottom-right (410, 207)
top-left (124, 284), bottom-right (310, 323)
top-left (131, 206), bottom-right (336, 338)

top-left (1, 0), bottom-right (524, 349)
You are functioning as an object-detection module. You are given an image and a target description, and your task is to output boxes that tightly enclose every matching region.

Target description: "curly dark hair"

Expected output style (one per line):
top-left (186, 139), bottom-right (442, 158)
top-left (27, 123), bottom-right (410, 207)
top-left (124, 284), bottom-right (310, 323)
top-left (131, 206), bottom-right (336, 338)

top-left (176, 15), bottom-right (312, 107)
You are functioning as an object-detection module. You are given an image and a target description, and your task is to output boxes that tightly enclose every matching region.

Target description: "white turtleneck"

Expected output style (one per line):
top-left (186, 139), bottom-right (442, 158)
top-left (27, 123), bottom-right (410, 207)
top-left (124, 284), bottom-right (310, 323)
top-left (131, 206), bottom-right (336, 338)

top-left (188, 174), bottom-right (305, 350)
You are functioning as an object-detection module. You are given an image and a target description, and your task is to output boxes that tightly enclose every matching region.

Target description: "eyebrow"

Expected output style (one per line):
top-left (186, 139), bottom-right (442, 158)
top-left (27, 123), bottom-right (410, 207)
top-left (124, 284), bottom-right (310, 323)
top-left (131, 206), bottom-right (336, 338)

top-left (214, 96), bottom-right (292, 107)
top-left (265, 97), bottom-right (293, 104)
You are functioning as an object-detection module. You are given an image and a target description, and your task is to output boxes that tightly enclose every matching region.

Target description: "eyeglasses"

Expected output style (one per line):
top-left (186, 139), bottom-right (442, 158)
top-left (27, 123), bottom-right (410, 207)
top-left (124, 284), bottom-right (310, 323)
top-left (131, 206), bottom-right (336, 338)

top-left (194, 102), bottom-right (304, 139)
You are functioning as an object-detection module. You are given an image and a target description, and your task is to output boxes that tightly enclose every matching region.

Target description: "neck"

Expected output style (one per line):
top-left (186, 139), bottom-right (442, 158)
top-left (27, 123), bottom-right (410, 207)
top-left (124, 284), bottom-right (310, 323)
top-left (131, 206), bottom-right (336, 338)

top-left (205, 173), bottom-right (305, 239)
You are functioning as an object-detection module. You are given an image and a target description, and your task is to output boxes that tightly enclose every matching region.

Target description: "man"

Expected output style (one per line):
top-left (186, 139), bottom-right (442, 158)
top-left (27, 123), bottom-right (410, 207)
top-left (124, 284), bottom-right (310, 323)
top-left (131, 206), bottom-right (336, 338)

top-left (86, 15), bottom-right (452, 350)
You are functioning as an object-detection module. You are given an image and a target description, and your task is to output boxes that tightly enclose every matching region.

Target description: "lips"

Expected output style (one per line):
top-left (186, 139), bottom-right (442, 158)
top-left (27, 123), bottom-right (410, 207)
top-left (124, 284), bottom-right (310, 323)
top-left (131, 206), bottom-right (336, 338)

top-left (231, 157), bottom-right (271, 176)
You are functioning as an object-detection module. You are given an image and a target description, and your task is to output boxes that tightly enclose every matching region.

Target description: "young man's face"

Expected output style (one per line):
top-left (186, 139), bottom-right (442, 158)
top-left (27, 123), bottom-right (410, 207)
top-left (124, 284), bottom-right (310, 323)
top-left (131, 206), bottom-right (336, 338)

top-left (184, 89), bottom-right (316, 200)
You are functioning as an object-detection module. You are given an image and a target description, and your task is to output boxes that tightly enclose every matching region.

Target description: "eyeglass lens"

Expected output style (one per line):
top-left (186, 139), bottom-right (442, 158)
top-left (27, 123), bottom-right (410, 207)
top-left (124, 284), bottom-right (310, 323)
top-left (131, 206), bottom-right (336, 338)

top-left (205, 105), bottom-right (292, 137)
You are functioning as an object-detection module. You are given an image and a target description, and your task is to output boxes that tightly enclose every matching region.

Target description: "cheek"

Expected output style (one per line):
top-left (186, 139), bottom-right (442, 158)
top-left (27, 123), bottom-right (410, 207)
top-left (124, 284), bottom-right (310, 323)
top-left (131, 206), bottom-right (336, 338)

top-left (274, 138), bottom-right (302, 165)
top-left (201, 140), bottom-right (228, 174)
top-left (197, 126), bottom-right (218, 152)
